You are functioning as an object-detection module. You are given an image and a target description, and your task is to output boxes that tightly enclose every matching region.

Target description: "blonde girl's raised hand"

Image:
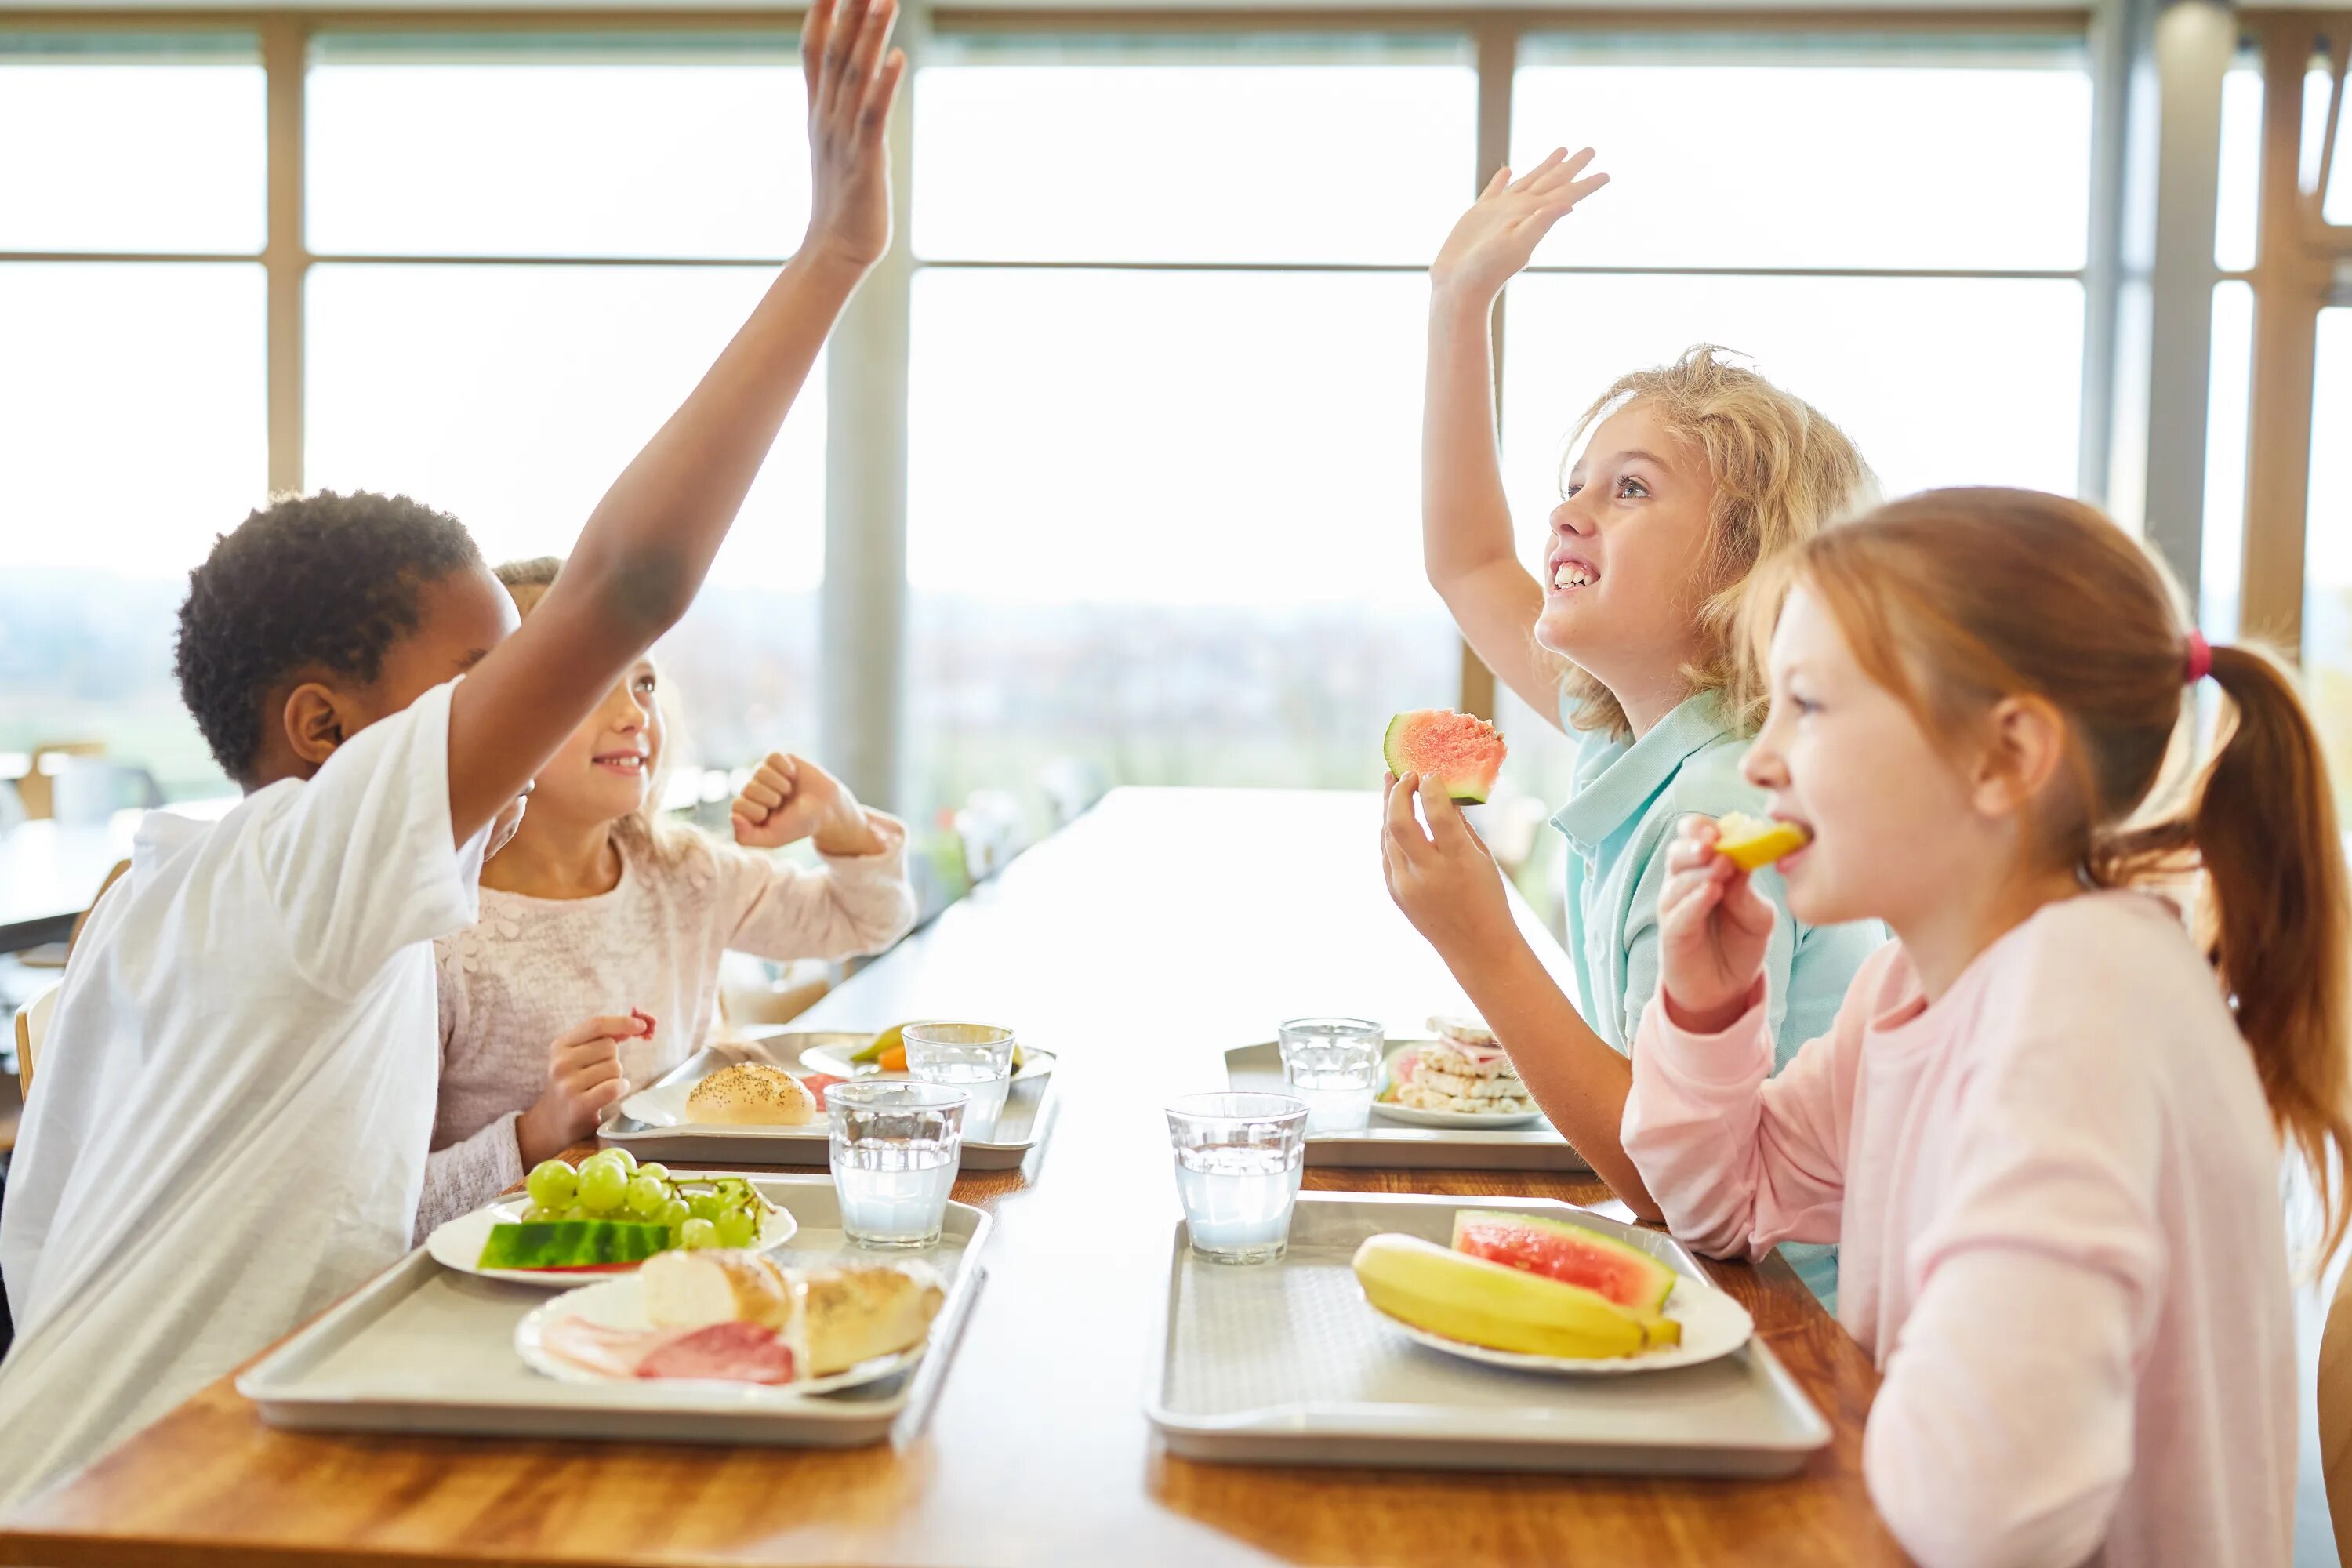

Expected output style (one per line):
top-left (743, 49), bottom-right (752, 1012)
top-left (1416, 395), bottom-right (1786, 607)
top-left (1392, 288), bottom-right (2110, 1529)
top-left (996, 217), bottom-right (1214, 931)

top-left (1380, 772), bottom-right (1518, 964)
top-left (799, 0), bottom-right (908, 275)
top-left (732, 751), bottom-right (886, 857)
top-left (1656, 816), bottom-right (1777, 1035)
top-left (1430, 147), bottom-right (1610, 306)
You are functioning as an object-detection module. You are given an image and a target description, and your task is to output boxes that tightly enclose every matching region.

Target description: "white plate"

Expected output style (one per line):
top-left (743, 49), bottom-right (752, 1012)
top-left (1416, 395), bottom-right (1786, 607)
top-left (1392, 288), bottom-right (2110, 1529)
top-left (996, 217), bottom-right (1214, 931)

top-left (425, 1193), bottom-right (798, 1288)
top-left (1370, 1042), bottom-right (1545, 1130)
top-left (516, 1273), bottom-right (924, 1396)
top-left (795, 1040), bottom-right (1058, 1084)
top-left (1381, 1273), bottom-right (1755, 1376)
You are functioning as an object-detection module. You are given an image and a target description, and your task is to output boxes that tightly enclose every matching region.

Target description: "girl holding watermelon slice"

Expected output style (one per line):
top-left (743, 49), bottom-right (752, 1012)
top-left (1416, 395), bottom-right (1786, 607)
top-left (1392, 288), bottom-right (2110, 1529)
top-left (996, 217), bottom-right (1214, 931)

top-left (1621, 491), bottom-right (2332, 1566)
top-left (1388, 147), bottom-right (1885, 1308)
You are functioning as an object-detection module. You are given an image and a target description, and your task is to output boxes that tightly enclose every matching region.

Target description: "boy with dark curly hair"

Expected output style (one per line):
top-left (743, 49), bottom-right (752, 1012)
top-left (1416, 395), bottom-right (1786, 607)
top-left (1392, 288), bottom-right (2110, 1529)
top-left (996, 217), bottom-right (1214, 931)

top-left (0, 0), bottom-right (906, 1503)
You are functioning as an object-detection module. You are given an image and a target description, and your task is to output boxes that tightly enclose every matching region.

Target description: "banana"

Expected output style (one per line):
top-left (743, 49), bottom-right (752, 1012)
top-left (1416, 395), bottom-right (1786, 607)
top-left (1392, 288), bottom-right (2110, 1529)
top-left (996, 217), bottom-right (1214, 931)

top-left (853, 1024), bottom-right (1025, 1074)
top-left (851, 1025), bottom-right (905, 1066)
top-left (1352, 1232), bottom-right (1679, 1359)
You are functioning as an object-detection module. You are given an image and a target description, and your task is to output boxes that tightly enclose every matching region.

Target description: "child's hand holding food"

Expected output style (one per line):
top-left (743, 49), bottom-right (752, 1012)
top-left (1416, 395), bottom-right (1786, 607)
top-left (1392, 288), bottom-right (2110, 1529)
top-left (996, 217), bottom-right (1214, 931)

top-left (517, 1012), bottom-right (652, 1166)
top-left (731, 752), bottom-right (885, 857)
top-left (1381, 772), bottom-right (1516, 964)
top-left (1656, 817), bottom-right (1777, 1035)
top-left (1429, 146), bottom-right (1610, 308)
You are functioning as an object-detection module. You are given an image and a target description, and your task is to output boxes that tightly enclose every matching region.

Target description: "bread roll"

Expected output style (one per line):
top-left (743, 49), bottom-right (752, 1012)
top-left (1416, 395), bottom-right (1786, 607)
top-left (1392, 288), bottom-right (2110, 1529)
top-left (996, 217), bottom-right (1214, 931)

top-left (686, 1062), bottom-right (818, 1126)
top-left (641, 1248), bottom-right (797, 1331)
top-left (802, 1261), bottom-right (946, 1376)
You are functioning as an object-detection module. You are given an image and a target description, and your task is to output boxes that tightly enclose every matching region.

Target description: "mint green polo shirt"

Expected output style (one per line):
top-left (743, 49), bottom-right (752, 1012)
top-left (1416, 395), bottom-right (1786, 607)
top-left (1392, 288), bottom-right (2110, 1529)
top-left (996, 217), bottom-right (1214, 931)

top-left (1554, 689), bottom-right (1886, 1309)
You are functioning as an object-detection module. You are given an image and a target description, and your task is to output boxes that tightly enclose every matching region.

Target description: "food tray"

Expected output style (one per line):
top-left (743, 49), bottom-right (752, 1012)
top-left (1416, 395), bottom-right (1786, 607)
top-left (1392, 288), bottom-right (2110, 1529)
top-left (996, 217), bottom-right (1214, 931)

top-left (601, 1037), bottom-right (1054, 1171)
top-left (1145, 1192), bottom-right (1829, 1476)
top-left (240, 1175), bottom-right (988, 1448)
top-left (1225, 1042), bottom-right (1589, 1171)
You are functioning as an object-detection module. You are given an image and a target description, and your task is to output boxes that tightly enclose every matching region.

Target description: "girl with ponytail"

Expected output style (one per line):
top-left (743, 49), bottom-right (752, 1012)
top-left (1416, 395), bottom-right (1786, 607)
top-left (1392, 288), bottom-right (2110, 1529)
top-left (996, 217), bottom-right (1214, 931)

top-left (1620, 488), bottom-right (2339, 1568)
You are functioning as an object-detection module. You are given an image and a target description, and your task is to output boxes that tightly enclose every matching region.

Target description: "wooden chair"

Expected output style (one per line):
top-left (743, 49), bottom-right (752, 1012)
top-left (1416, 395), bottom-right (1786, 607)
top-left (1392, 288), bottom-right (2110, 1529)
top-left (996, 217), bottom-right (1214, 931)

top-left (16, 742), bottom-right (104, 822)
top-left (13, 982), bottom-right (58, 1102)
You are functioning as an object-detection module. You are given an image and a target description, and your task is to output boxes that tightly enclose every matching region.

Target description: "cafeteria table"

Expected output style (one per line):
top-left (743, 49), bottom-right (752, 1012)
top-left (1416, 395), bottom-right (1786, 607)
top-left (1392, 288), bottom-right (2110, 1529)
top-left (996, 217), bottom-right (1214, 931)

top-left (0, 788), bottom-right (1899, 1566)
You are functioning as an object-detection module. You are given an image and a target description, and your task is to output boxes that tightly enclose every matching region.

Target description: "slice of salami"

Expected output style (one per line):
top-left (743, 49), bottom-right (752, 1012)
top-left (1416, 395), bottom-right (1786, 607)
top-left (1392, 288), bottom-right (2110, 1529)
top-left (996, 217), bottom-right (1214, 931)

top-left (635, 1320), bottom-right (797, 1385)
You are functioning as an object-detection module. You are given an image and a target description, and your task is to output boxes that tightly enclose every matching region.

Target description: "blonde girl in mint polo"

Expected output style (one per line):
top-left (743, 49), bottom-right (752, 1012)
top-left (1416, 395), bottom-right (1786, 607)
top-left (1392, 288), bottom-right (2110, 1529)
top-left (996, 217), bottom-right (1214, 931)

top-left (1381, 147), bottom-right (1884, 1307)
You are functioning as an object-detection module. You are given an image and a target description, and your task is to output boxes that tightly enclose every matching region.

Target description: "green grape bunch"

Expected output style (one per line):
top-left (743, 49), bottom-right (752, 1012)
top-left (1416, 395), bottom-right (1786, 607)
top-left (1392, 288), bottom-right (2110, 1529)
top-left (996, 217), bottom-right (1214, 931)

top-left (522, 1156), bottom-right (771, 1253)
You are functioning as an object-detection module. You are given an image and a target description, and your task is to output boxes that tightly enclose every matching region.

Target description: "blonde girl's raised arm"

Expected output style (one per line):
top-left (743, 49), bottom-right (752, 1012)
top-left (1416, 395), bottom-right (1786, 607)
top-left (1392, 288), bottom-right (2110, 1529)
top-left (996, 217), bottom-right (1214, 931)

top-left (1423, 151), bottom-right (1608, 728)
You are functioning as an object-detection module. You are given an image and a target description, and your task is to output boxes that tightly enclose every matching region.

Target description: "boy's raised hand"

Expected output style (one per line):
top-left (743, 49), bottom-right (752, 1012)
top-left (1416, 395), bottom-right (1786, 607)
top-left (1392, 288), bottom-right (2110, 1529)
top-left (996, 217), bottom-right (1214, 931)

top-left (800, 0), bottom-right (907, 275)
top-left (732, 751), bottom-right (885, 857)
top-left (1656, 817), bottom-right (1776, 1035)
top-left (1430, 146), bottom-right (1609, 306)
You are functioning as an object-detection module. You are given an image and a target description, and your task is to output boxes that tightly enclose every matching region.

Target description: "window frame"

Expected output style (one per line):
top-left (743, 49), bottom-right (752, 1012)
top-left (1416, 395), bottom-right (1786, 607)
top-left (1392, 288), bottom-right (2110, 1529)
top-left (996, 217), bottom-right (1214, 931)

top-left (2, 4), bottom-right (2143, 811)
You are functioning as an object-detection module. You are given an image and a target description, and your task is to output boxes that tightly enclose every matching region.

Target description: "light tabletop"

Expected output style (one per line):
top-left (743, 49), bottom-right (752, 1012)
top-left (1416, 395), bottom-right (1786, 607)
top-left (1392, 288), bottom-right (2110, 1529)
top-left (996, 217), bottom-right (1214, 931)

top-left (0, 787), bottom-right (1900, 1566)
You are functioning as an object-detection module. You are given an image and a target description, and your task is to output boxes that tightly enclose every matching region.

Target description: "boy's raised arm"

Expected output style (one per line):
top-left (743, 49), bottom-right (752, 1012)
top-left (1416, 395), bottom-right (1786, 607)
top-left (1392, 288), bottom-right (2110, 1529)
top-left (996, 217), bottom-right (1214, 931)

top-left (1423, 147), bottom-right (1607, 729)
top-left (445, 0), bottom-right (906, 845)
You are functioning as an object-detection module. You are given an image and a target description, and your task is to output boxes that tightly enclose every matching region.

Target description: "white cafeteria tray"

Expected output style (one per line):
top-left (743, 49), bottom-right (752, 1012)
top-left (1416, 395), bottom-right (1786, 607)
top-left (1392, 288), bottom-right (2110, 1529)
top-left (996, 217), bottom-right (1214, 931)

top-left (601, 1036), bottom-right (1055, 1171)
top-left (1146, 1192), bottom-right (1829, 1476)
top-left (1225, 1041), bottom-right (1590, 1172)
top-left (240, 1174), bottom-right (988, 1448)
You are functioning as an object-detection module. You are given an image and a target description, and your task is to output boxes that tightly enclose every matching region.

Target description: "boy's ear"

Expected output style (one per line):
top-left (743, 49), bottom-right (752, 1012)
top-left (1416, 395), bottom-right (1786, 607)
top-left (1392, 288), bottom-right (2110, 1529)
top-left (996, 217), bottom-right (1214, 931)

top-left (1968, 693), bottom-right (2068, 820)
top-left (281, 681), bottom-right (358, 773)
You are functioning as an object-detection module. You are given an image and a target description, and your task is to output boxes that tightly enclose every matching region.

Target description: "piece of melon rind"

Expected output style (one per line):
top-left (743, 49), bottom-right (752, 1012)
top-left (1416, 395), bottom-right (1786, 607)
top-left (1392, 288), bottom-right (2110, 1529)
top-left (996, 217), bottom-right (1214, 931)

top-left (1382, 709), bottom-right (1507, 805)
top-left (1450, 1209), bottom-right (1679, 1314)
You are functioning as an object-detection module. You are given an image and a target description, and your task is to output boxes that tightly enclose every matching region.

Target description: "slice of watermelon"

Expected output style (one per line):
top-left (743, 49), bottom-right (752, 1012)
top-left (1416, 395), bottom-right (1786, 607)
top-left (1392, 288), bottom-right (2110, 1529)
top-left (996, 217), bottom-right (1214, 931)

top-left (1383, 710), bottom-right (1507, 804)
top-left (1450, 1209), bottom-right (1677, 1312)
top-left (477, 1219), bottom-right (673, 1272)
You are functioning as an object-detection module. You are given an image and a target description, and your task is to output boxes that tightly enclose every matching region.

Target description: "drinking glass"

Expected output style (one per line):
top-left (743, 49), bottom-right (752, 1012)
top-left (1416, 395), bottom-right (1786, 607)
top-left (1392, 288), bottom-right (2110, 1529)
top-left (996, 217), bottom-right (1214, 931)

top-left (903, 1022), bottom-right (1016, 1141)
top-left (1164, 1091), bottom-right (1308, 1264)
top-left (1276, 1016), bottom-right (1385, 1134)
top-left (829, 1081), bottom-right (965, 1248)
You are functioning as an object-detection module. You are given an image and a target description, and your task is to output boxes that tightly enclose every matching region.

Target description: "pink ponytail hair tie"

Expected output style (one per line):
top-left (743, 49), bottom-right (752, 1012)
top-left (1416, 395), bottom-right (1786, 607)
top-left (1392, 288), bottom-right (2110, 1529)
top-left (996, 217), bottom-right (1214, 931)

top-left (2183, 630), bottom-right (2213, 686)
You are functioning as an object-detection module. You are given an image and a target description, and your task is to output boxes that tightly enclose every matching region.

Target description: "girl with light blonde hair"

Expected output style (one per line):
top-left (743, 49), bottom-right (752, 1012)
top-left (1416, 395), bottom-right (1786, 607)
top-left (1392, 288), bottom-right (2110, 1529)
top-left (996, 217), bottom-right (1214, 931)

top-left (415, 555), bottom-right (916, 1238)
top-left (1382, 148), bottom-right (1886, 1306)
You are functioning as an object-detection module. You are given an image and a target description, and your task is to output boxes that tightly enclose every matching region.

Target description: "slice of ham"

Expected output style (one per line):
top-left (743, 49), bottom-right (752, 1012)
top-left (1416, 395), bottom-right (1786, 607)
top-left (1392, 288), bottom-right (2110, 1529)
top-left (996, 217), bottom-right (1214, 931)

top-left (636, 1321), bottom-right (796, 1385)
top-left (542, 1316), bottom-right (658, 1380)
top-left (800, 1073), bottom-right (845, 1110)
top-left (541, 1315), bottom-right (797, 1385)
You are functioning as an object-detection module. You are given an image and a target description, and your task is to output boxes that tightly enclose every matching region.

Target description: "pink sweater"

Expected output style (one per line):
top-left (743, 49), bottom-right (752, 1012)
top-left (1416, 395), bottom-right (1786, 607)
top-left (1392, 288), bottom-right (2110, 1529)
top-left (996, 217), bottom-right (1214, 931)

top-left (1622, 891), bottom-right (2294, 1568)
top-left (419, 814), bottom-right (916, 1236)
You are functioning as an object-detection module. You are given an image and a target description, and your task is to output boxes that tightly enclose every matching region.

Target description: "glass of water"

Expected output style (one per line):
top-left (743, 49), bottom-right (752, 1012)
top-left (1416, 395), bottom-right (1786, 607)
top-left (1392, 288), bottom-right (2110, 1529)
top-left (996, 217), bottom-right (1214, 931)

top-left (903, 1022), bottom-right (1016, 1142)
top-left (1164, 1091), bottom-right (1309, 1265)
top-left (1276, 1017), bottom-right (1385, 1134)
top-left (829, 1081), bottom-right (965, 1249)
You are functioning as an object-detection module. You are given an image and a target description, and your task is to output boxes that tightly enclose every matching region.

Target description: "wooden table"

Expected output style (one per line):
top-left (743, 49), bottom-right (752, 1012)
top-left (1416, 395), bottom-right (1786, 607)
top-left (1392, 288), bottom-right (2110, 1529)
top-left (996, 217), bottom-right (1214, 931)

top-left (0, 788), bottom-right (1901, 1566)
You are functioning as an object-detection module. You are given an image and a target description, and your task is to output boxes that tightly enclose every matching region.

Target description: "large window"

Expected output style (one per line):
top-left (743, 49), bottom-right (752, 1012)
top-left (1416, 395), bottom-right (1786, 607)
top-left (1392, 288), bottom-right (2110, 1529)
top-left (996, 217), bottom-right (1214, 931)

top-left (905, 41), bottom-right (1475, 818)
top-left (2306, 307), bottom-right (2352, 811)
top-left (0, 37), bottom-right (267, 798)
top-left (303, 36), bottom-right (826, 773)
top-left (1492, 37), bottom-right (2094, 877)
top-left (31, 13), bottom-right (2346, 868)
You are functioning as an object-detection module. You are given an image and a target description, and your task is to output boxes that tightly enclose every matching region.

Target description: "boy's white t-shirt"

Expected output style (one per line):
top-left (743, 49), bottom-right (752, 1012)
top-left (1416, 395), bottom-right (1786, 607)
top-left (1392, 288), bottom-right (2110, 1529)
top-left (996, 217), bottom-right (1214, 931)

top-left (0, 679), bottom-right (487, 1510)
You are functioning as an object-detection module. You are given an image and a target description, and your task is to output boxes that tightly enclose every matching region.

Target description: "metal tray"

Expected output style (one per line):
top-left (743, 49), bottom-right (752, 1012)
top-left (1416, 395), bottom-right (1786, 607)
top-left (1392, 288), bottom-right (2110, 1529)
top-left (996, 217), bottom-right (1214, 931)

top-left (601, 1036), bottom-right (1055, 1171)
top-left (240, 1174), bottom-right (988, 1448)
top-left (1226, 1041), bottom-right (1590, 1171)
top-left (1145, 1192), bottom-right (1829, 1476)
